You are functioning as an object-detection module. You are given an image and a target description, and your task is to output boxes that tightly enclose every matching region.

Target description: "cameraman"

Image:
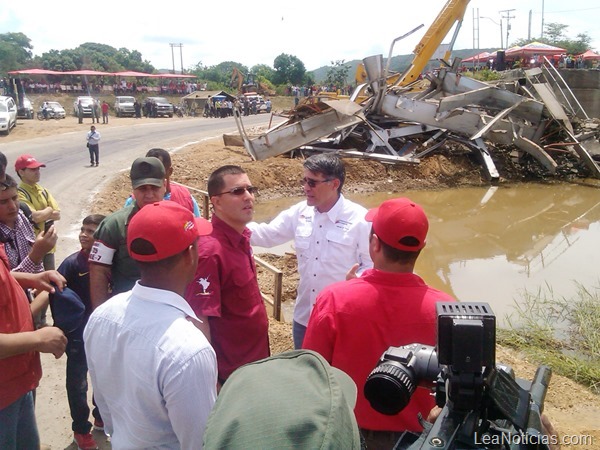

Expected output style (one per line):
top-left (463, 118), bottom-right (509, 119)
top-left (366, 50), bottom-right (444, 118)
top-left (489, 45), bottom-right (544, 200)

top-left (303, 197), bottom-right (455, 449)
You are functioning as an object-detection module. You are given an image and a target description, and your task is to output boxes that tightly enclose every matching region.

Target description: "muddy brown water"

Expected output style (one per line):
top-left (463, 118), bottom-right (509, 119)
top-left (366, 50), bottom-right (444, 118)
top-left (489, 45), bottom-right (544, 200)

top-left (253, 182), bottom-right (600, 326)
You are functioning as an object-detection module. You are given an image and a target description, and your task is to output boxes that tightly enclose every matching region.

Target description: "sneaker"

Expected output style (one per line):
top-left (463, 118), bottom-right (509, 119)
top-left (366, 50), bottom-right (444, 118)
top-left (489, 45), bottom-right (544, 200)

top-left (73, 432), bottom-right (98, 450)
top-left (93, 419), bottom-right (104, 431)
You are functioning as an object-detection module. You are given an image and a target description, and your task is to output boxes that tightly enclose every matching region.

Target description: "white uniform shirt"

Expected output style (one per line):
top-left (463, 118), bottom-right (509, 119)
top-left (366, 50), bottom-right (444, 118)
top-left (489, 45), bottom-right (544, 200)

top-left (248, 194), bottom-right (373, 326)
top-left (84, 282), bottom-right (217, 450)
top-left (86, 130), bottom-right (100, 145)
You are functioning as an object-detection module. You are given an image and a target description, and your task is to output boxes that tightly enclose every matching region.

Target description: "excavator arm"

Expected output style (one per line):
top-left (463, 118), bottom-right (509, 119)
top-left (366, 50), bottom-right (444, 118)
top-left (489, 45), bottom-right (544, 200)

top-left (231, 67), bottom-right (243, 95)
top-left (397, 0), bottom-right (470, 86)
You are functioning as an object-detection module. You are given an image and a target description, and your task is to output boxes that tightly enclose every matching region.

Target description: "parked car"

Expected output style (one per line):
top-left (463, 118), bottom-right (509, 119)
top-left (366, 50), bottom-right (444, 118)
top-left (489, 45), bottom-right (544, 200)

top-left (0, 95), bottom-right (18, 134)
top-left (38, 101), bottom-right (66, 120)
top-left (114, 95), bottom-right (136, 117)
top-left (143, 97), bottom-right (174, 118)
top-left (73, 96), bottom-right (96, 117)
top-left (17, 96), bottom-right (34, 119)
top-left (242, 94), bottom-right (269, 114)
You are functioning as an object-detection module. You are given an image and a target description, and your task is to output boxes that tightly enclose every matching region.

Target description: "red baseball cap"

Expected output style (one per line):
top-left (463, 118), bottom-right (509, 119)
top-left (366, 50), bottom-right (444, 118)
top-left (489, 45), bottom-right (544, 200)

top-left (365, 198), bottom-right (428, 251)
top-left (127, 201), bottom-right (213, 262)
top-left (15, 154), bottom-right (46, 171)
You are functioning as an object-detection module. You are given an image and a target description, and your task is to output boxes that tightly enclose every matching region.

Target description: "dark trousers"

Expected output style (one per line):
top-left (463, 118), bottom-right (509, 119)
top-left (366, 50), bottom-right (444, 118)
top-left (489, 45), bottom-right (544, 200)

top-left (88, 144), bottom-right (99, 165)
top-left (66, 337), bottom-right (101, 434)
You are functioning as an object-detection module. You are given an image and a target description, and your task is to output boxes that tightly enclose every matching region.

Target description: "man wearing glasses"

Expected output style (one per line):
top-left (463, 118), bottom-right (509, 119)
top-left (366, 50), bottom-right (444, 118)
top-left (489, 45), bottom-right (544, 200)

top-left (185, 165), bottom-right (269, 386)
top-left (248, 153), bottom-right (373, 348)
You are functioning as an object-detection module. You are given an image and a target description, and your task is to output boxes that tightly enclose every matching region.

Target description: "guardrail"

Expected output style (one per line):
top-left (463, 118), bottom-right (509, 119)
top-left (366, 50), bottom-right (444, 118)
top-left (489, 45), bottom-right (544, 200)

top-left (187, 185), bottom-right (284, 321)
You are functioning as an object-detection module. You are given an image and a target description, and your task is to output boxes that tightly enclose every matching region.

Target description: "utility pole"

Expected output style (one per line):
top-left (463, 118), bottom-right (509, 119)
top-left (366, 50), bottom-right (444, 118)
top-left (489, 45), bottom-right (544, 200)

top-left (541, 0), bottom-right (545, 38)
top-left (473, 8), bottom-right (480, 50)
top-left (499, 9), bottom-right (515, 49)
top-left (169, 43), bottom-right (183, 74)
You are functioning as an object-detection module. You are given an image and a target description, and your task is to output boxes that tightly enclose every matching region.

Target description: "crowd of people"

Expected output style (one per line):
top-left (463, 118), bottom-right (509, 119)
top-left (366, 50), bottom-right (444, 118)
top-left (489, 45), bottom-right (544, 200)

top-left (0, 150), bottom-right (561, 449)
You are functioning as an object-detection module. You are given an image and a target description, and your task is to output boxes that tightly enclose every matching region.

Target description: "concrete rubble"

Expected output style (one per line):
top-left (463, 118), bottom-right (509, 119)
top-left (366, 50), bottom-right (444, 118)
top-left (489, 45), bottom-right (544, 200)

top-left (234, 56), bottom-right (600, 183)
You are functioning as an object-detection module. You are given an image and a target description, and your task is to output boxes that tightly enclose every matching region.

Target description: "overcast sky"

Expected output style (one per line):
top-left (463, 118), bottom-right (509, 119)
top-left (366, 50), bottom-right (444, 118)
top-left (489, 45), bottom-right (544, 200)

top-left (1, 0), bottom-right (598, 72)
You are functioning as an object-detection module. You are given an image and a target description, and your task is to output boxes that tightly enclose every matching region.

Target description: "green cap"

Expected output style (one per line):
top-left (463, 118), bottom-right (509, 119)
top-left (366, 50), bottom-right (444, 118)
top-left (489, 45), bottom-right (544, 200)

top-left (130, 157), bottom-right (165, 189)
top-left (203, 350), bottom-right (361, 449)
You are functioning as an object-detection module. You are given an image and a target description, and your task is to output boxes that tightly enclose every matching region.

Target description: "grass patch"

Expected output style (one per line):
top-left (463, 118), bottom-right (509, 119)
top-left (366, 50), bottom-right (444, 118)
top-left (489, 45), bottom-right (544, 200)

top-left (499, 282), bottom-right (600, 394)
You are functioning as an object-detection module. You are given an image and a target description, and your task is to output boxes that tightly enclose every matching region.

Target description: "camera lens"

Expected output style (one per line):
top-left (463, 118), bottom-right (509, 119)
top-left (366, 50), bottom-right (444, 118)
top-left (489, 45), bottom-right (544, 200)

top-left (364, 361), bottom-right (416, 415)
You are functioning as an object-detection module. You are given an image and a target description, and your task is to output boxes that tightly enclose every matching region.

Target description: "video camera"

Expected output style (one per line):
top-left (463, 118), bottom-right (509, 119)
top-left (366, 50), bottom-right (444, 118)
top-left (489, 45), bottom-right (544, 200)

top-left (364, 302), bottom-right (553, 449)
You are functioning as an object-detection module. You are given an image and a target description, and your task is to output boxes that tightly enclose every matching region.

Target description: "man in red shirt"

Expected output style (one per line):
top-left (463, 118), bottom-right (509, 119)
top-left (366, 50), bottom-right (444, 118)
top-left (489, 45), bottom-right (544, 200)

top-left (185, 165), bottom-right (269, 385)
top-left (0, 243), bottom-right (67, 448)
top-left (303, 197), bottom-right (455, 449)
top-left (101, 101), bottom-right (109, 124)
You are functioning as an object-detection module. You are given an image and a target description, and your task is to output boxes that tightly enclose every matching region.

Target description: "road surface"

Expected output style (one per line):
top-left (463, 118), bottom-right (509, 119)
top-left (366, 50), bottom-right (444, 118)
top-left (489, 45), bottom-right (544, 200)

top-left (1, 114), bottom-right (273, 261)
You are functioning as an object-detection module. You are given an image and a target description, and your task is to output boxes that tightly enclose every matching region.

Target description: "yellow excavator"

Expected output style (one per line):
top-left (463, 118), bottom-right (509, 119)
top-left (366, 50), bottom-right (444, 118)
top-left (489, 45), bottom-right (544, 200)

top-left (355, 0), bottom-right (470, 91)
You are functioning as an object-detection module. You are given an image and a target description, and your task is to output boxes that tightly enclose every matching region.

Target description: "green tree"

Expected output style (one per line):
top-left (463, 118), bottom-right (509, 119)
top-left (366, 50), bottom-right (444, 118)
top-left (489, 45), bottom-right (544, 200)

top-left (251, 64), bottom-right (274, 82)
top-left (325, 60), bottom-right (350, 88)
top-left (0, 32), bottom-right (33, 74)
top-left (273, 53), bottom-right (306, 85)
top-left (513, 23), bottom-right (592, 55)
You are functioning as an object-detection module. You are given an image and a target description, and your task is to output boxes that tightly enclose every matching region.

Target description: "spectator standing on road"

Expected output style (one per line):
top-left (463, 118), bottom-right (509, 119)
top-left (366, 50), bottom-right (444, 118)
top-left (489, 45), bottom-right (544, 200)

top-left (134, 100), bottom-right (142, 118)
top-left (90, 99), bottom-right (99, 124)
top-left (15, 154), bottom-right (60, 271)
top-left (86, 125), bottom-right (100, 167)
top-left (57, 214), bottom-right (105, 450)
top-left (85, 201), bottom-right (217, 449)
top-left (185, 165), bottom-right (270, 385)
top-left (0, 262), bottom-right (67, 450)
top-left (101, 101), bottom-right (109, 124)
top-left (77, 100), bottom-right (83, 124)
top-left (89, 157), bottom-right (166, 309)
top-left (247, 153), bottom-right (373, 348)
top-left (303, 198), bottom-right (456, 448)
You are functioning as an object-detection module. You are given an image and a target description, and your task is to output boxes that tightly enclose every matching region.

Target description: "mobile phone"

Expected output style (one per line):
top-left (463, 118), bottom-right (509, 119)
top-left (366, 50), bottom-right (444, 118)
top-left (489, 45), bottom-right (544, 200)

top-left (44, 220), bottom-right (54, 233)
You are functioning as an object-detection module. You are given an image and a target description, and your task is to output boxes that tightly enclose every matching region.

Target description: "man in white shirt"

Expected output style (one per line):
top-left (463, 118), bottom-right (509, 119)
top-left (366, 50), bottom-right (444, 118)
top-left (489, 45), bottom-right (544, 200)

top-left (84, 201), bottom-right (217, 450)
top-left (247, 153), bottom-right (373, 348)
top-left (86, 126), bottom-right (100, 167)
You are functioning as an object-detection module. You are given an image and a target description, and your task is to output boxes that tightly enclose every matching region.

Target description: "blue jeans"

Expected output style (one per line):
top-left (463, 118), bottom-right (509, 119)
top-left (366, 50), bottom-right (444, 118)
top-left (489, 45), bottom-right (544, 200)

top-left (66, 335), bottom-right (101, 434)
top-left (292, 321), bottom-right (307, 349)
top-left (88, 144), bottom-right (99, 165)
top-left (0, 390), bottom-right (40, 450)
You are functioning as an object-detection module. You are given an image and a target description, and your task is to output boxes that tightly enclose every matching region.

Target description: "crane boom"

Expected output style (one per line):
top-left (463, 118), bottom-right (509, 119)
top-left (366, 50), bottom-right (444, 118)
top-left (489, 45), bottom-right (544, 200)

top-left (397, 0), bottom-right (470, 86)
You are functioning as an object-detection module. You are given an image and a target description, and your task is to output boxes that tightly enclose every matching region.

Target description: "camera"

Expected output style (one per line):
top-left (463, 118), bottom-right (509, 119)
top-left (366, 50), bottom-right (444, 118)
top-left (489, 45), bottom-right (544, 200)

top-left (364, 302), bottom-right (552, 449)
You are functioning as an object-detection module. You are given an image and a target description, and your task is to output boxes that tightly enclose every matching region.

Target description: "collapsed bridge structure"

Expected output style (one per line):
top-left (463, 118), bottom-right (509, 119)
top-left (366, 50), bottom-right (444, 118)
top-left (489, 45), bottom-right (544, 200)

top-left (233, 0), bottom-right (600, 183)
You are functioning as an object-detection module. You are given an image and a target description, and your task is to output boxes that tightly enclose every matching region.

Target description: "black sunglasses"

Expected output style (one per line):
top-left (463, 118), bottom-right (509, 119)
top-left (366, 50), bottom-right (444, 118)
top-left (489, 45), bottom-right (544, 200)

top-left (300, 177), bottom-right (333, 188)
top-left (213, 186), bottom-right (259, 196)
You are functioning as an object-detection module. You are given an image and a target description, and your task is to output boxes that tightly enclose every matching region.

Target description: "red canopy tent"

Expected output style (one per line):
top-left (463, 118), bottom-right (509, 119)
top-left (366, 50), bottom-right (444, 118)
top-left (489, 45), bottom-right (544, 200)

top-left (462, 51), bottom-right (490, 63)
top-left (506, 42), bottom-right (566, 58)
top-left (7, 68), bottom-right (62, 75)
top-left (578, 49), bottom-right (600, 61)
top-left (63, 70), bottom-right (113, 76)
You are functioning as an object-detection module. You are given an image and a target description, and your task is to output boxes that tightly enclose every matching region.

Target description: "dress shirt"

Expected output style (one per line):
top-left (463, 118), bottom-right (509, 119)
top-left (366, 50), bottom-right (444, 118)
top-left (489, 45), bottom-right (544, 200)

top-left (86, 130), bottom-right (100, 145)
top-left (248, 194), bottom-right (373, 326)
top-left (84, 282), bottom-right (217, 450)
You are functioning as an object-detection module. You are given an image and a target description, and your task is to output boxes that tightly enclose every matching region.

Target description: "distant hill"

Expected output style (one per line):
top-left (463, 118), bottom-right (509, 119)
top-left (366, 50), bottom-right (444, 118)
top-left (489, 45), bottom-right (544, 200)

top-left (310, 48), bottom-right (496, 84)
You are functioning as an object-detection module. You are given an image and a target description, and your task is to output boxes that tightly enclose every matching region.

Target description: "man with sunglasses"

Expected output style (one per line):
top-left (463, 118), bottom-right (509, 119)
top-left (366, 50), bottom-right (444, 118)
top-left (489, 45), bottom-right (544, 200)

top-left (185, 165), bottom-right (269, 386)
top-left (248, 153), bottom-right (373, 348)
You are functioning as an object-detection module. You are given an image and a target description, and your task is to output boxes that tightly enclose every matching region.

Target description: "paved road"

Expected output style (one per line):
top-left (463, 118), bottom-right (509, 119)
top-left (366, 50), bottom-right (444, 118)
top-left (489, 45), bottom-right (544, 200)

top-left (1, 114), bottom-right (273, 261)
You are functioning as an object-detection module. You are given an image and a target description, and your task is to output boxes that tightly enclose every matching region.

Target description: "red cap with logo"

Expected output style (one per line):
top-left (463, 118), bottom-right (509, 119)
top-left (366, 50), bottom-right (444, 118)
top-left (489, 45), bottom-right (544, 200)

top-left (127, 201), bottom-right (213, 262)
top-left (15, 154), bottom-right (46, 171)
top-left (365, 198), bottom-right (428, 251)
